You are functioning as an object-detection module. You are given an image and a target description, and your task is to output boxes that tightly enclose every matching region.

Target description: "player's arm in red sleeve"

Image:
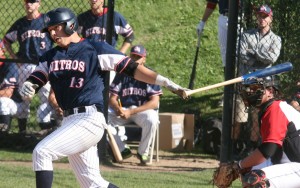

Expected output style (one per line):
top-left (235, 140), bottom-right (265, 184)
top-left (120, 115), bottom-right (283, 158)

top-left (239, 103), bottom-right (289, 169)
top-left (201, 1), bottom-right (217, 22)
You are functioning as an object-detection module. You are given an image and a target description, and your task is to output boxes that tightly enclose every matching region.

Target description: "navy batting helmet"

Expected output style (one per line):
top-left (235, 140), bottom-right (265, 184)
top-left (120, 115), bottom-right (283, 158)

top-left (240, 75), bottom-right (280, 107)
top-left (42, 7), bottom-right (78, 35)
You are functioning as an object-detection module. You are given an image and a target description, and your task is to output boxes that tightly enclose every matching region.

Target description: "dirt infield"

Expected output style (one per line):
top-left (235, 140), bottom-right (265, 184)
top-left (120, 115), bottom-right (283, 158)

top-left (106, 151), bottom-right (219, 172)
top-left (1, 150), bottom-right (219, 172)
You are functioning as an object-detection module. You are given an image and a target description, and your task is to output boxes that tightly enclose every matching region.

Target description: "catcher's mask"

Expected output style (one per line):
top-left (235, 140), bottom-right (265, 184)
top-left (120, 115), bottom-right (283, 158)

top-left (41, 7), bottom-right (78, 35)
top-left (240, 75), bottom-right (280, 107)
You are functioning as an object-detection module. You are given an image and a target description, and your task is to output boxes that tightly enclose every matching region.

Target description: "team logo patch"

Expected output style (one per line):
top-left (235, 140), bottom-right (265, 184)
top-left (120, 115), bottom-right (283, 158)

top-left (260, 6), bottom-right (267, 12)
top-left (9, 78), bottom-right (17, 83)
top-left (133, 46), bottom-right (141, 53)
top-left (44, 15), bottom-right (50, 24)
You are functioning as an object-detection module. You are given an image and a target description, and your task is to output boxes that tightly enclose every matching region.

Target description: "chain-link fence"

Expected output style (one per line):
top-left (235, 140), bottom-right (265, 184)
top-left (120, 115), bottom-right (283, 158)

top-left (0, 1), bottom-right (90, 138)
top-left (232, 0), bottom-right (300, 159)
top-left (0, 1), bottom-right (299, 155)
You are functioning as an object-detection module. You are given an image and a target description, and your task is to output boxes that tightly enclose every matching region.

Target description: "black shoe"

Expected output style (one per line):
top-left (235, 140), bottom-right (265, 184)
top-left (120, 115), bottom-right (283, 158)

top-left (108, 183), bottom-right (119, 188)
top-left (137, 153), bottom-right (150, 165)
top-left (109, 147), bottom-right (132, 163)
top-left (121, 148), bottom-right (132, 159)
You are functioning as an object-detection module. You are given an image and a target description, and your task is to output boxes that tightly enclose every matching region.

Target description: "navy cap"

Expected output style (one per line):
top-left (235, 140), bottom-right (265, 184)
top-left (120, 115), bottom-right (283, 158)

top-left (257, 5), bottom-right (273, 17)
top-left (130, 45), bottom-right (147, 57)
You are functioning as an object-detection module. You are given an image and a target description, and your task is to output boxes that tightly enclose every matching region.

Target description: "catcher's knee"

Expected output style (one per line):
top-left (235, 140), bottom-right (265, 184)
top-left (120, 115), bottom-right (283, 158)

top-left (242, 169), bottom-right (270, 188)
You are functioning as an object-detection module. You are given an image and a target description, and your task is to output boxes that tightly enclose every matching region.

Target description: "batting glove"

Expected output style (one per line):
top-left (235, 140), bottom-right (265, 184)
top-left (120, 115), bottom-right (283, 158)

top-left (155, 75), bottom-right (189, 99)
top-left (20, 81), bottom-right (38, 100)
top-left (196, 21), bottom-right (205, 35)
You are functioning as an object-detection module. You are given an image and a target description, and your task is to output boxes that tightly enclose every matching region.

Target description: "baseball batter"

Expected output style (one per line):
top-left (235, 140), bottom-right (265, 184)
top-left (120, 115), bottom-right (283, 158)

top-left (3, 0), bottom-right (54, 133)
top-left (20, 7), bottom-right (186, 188)
top-left (108, 45), bottom-right (162, 165)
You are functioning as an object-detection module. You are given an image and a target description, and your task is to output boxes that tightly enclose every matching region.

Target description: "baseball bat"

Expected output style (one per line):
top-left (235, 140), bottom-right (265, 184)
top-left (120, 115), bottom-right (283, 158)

top-left (105, 126), bottom-right (123, 162)
top-left (188, 34), bottom-right (201, 89)
top-left (183, 62), bottom-right (293, 98)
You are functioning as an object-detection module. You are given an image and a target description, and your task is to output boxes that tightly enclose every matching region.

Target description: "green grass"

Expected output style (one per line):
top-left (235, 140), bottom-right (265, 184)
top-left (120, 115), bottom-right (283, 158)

top-left (0, 160), bottom-right (243, 188)
top-left (0, 148), bottom-right (244, 187)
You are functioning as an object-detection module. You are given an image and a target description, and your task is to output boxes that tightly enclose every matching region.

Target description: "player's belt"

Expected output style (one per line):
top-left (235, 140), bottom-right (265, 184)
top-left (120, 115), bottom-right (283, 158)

top-left (63, 105), bottom-right (103, 117)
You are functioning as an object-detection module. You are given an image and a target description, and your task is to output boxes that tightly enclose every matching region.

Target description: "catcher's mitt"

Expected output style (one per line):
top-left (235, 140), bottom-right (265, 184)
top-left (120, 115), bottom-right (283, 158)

top-left (212, 162), bottom-right (240, 188)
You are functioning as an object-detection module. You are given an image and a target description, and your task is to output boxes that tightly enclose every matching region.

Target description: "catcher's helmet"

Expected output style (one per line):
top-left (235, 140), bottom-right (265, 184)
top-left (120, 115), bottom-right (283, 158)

top-left (42, 7), bottom-right (78, 35)
top-left (240, 75), bottom-right (280, 107)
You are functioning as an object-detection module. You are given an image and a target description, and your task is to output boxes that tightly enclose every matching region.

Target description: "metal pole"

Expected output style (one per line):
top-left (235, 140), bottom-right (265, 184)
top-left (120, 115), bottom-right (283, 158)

top-left (98, 0), bottom-right (115, 163)
top-left (220, 0), bottom-right (239, 163)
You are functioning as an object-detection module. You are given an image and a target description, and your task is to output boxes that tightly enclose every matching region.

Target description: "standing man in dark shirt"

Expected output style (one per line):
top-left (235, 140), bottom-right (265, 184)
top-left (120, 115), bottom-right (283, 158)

top-left (77, 0), bottom-right (134, 54)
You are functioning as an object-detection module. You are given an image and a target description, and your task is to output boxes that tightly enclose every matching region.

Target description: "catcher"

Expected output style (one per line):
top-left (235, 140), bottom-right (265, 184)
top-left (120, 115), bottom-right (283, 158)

top-left (213, 75), bottom-right (300, 188)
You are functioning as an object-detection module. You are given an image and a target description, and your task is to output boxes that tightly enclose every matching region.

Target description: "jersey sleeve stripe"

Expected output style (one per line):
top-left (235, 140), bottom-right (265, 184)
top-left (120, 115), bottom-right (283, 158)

top-left (117, 58), bottom-right (131, 73)
top-left (98, 53), bottom-right (127, 71)
top-left (29, 70), bottom-right (48, 86)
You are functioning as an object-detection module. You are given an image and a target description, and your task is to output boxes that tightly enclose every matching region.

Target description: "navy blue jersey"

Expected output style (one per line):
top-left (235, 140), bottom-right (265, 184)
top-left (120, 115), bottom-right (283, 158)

top-left (0, 62), bottom-right (18, 90)
top-left (110, 73), bottom-right (162, 108)
top-left (30, 39), bottom-right (134, 111)
top-left (4, 14), bottom-right (53, 63)
top-left (77, 8), bottom-right (133, 47)
top-left (0, 62), bottom-right (22, 102)
top-left (207, 0), bottom-right (229, 14)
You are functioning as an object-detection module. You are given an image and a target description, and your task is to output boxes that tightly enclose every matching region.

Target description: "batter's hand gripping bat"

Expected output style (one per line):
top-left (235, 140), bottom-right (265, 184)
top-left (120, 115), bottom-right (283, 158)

top-left (183, 62), bottom-right (293, 98)
top-left (188, 34), bottom-right (201, 90)
top-left (105, 125), bottom-right (123, 162)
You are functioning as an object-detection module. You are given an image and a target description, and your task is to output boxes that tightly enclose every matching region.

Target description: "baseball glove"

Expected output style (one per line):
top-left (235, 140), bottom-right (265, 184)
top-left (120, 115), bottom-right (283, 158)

top-left (212, 162), bottom-right (240, 188)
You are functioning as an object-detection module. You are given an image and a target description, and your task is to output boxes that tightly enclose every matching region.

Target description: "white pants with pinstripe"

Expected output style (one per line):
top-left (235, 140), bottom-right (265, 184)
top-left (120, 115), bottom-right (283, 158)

top-left (108, 108), bottom-right (158, 156)
top-left (32, 106), bottom-right (110, 188)
top-left (262, 162), bottom-right (300, 188)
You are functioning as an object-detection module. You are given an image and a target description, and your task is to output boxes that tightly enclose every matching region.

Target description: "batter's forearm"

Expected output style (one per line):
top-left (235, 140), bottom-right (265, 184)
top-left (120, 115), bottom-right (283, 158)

top-left (134, 65), bottom-right (157, 84)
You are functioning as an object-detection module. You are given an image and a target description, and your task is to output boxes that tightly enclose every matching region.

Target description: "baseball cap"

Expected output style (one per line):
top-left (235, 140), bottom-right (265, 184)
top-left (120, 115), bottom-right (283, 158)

top-left (257, 5), bottom-right (273, 17)
top-left (24, 0), bottom-right (40, 3)
top-left (130, 45), bottom-right (147, 57)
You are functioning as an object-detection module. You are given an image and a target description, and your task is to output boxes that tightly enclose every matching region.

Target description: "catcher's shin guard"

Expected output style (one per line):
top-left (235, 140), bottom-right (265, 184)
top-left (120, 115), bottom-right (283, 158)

top-left (242, 169), bottom-right (270, 188)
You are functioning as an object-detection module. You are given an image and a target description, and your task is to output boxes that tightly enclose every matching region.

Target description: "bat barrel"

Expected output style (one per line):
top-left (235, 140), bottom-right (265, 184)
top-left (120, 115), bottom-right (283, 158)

top-left (183, 62), bottom-right (293, 97)
top-left (242, 62), bottom-right (293, 82)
